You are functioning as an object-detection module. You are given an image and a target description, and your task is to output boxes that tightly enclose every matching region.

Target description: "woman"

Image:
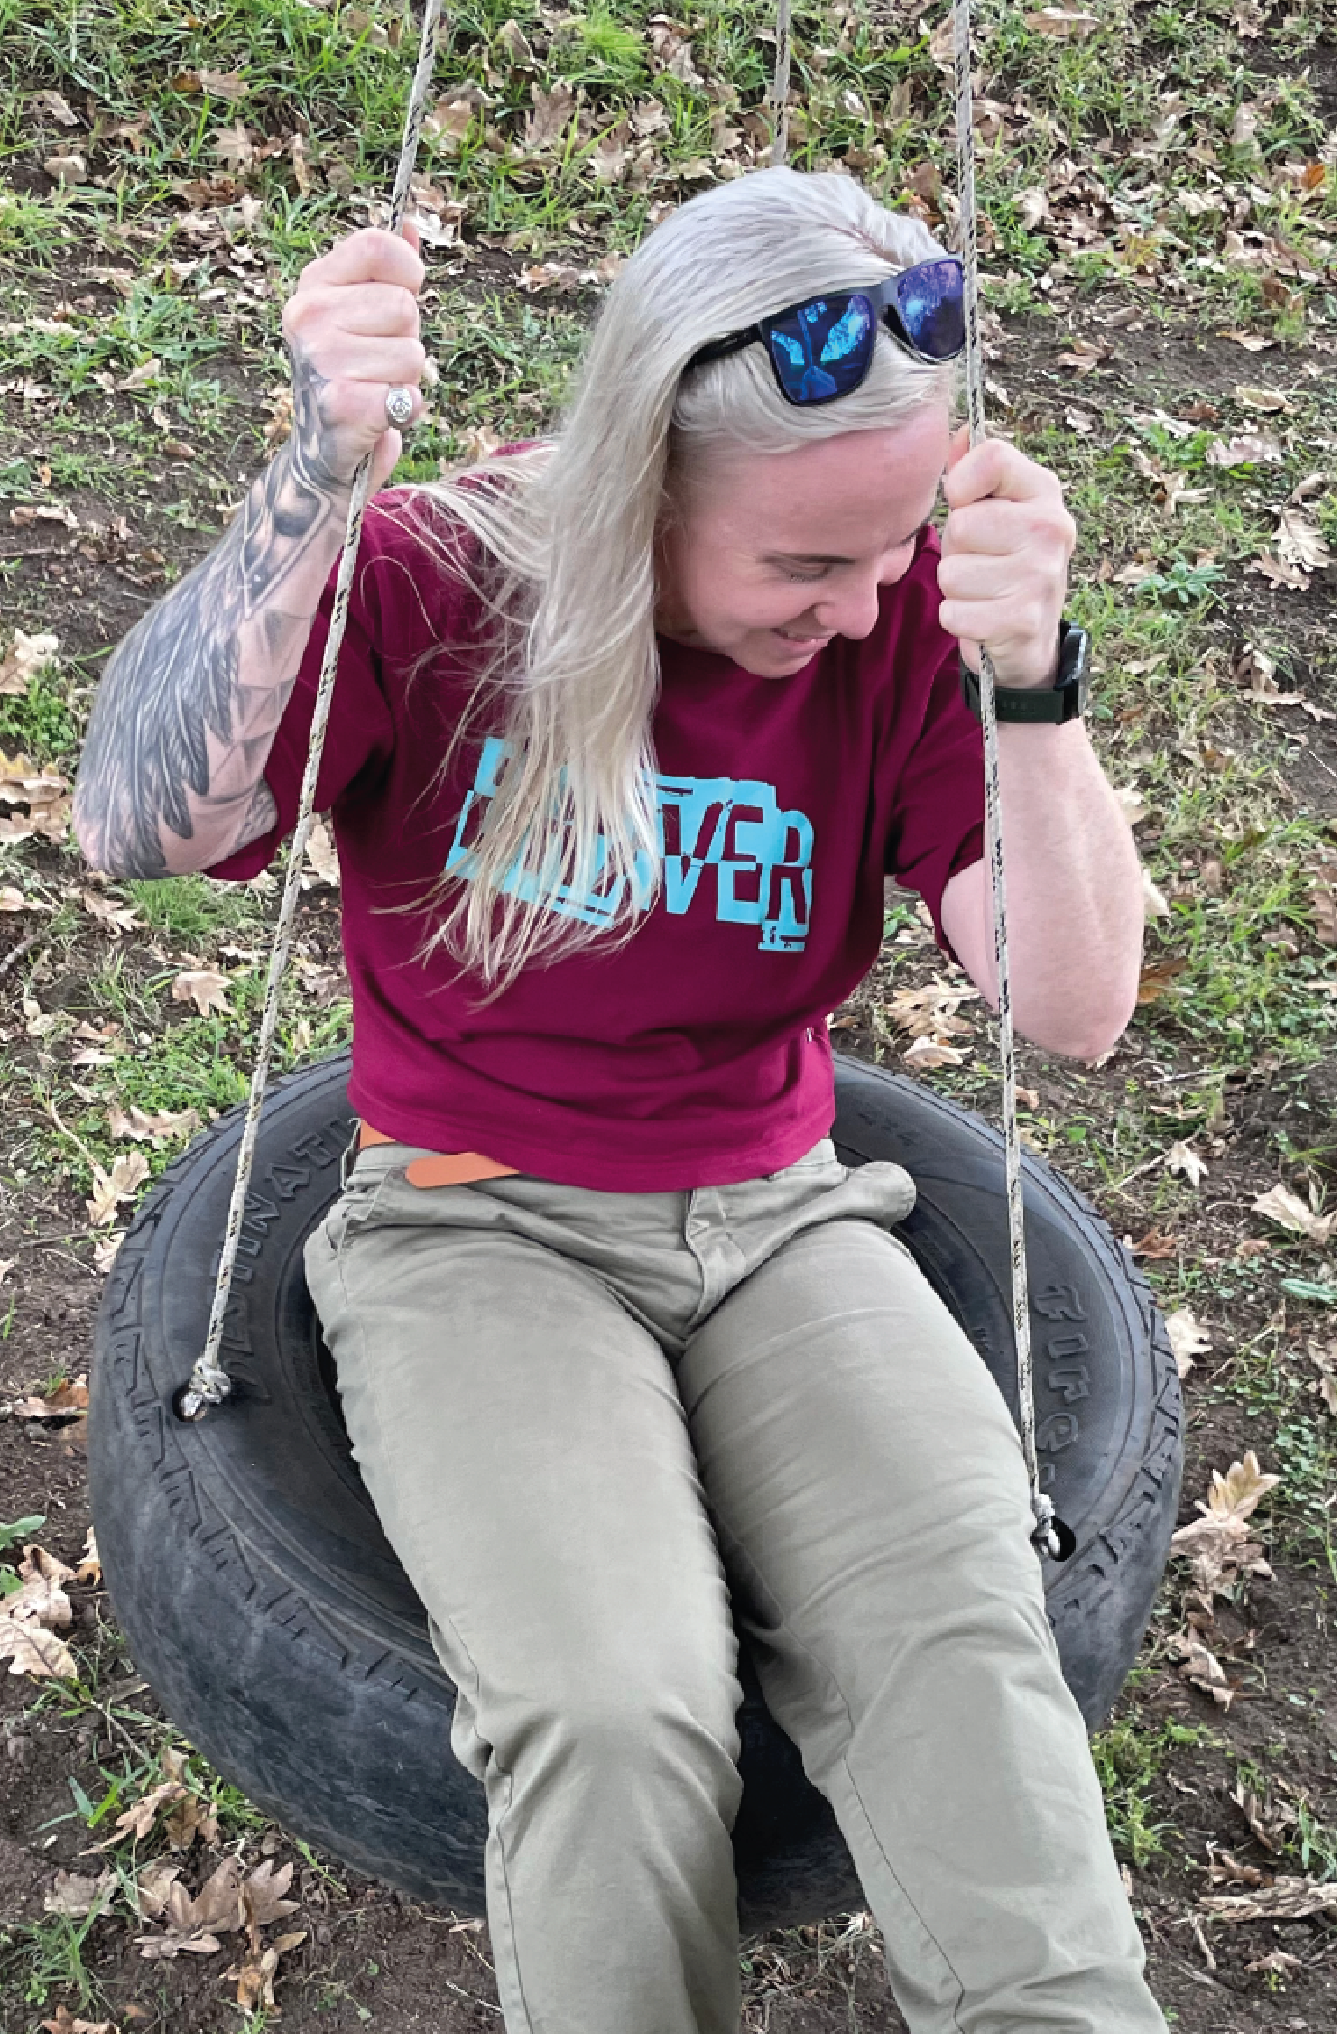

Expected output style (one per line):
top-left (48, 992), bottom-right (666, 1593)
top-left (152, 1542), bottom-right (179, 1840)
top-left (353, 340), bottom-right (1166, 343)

top-left (75, 168), bottom-right (1159, 2034)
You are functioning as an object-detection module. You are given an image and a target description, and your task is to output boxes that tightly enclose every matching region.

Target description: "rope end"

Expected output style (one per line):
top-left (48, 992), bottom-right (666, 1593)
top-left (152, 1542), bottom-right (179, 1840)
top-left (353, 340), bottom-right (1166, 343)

top-left (1030, 1493), bottom-right (1076, 1563)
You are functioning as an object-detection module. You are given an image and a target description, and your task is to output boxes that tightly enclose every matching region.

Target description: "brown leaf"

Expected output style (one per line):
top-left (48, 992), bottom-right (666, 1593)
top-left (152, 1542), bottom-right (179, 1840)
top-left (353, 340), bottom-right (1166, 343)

top-left (0, 750), bottom-right (72, 842)
top-left (242, 1858), bottom-right (299, 1927)
top-left (1231, 1776), bottom-right (1298, 1853)
top-left (76, 1526), bottom-right (101, 1588)
top-left (32, 90), bottom-right (79, 126)
top-left (1276, 508), bottom-right (1331, 573)
top-left (1252, 1182), bottom-right (1333, 1245)
top-left (1025, 6), bottom-right (1098, 32)
top-left (522, 83), bottom-right (574, 154)
top-left (1165, 1141), bottom-right (1206, 1187)
top-left (213, 122), bottom-right (254, 172)
top-left (1136, 957), bottom-right (1186, 1005)
top-left (1129, 1228), bottom-right (1178, 1260)
top-left (136, 1856), bottom-right (246, 1957)
top-left (82, 887), bottom-right (141, 933)
top-left (1167, 1627), bottom-right (1233, 1707)
top-left (107, 1103), bottom-right (201, 1144)
top-left (171, 969), bottom-right (230, 1017)
top-left (1165, 1309), bottom-right (1211, 1379)
top-left (40, 2013), bottom-right (115, 2034)
top-left (164, 1792), bottom-right (219, 1851)
top-left (44, 1867), bottom-right (114, 1918)
top-left (198, 69), bottom-right (248, 100)
top-left (44, 153), bottom-right (87, 185)
top-left (131, 1858), bottom-right (184, 1918)
top-left (1200, 1875), bottom-right (1337, 1923)
top-left (111, 1777), bottom-right (188, 1845)
top-left (1250, 551), bottom-right (1308, 591)
top-left (1206, 433), bottom-right (1282, 467)
top-left (12, 1375), bottom-right (89, 1420)
top-left (0, 629), bottom-right (59, 695)
top-left (229, 1928), bottom-right (308, 2011)
top-left (87, 1152), bottom-right (150, 1228)
top-left (1235, 384), bottom-right (1294, 414)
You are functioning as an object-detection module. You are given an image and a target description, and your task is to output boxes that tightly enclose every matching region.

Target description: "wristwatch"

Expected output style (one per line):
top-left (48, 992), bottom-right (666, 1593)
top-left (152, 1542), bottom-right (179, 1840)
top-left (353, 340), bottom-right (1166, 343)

top-left (960, 621), bottom-right (1090, 724)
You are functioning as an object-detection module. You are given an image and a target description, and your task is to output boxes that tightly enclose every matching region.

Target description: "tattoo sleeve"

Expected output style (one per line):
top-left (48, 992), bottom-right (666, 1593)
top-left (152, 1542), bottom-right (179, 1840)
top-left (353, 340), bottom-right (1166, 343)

top-left (74, 354), bottom-right (355, 878)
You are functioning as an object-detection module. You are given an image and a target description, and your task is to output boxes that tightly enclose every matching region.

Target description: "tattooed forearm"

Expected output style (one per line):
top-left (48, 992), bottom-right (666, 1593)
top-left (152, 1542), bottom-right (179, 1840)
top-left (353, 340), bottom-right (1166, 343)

top-left (74, 356), bottom-right (352, 879)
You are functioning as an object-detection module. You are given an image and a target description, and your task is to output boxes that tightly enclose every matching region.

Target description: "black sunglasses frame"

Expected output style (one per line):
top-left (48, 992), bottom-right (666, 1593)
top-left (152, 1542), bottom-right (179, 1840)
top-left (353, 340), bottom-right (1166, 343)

top-left (685, 258), bottom-right (966, 408)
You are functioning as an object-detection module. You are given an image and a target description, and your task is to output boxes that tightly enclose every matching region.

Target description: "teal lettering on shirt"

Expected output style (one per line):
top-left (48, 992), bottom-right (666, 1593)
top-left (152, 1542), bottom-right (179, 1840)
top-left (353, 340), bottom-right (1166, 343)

top-left (447, 737), bottom-right (814, 952)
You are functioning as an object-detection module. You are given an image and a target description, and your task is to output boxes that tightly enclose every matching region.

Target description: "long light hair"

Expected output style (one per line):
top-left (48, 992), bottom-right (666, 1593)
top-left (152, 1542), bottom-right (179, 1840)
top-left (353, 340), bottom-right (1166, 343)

top-left (411, 166), bottom-right (957, 990)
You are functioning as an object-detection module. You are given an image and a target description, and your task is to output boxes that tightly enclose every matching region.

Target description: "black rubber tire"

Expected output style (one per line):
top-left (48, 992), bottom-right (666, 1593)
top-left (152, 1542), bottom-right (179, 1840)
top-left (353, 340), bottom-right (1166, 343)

top-left (88, 1052), bottom-right (1182, 1935)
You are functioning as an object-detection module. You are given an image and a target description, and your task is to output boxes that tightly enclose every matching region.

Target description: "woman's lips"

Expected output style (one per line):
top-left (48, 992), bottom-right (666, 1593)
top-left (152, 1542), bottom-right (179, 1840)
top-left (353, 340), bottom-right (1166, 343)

top-left (775, 628), bottom-right (832, 649)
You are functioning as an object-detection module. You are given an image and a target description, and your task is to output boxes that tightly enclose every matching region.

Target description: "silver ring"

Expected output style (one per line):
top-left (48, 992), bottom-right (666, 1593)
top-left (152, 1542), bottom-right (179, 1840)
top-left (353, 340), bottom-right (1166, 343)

top-left (384, 386), bottom-right (415, 429)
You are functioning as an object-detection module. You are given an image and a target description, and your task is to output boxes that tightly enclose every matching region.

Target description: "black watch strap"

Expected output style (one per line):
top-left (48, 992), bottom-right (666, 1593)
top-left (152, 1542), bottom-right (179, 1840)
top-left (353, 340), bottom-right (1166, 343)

top-left (960, 621), bottom-right (1090, 724)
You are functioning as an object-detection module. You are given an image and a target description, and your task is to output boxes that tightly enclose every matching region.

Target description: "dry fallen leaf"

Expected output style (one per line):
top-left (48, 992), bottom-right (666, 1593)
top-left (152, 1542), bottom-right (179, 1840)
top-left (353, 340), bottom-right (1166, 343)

top-left (885, 978), bottom-right (977, 1040)
top-left (1234, 384), bottom-right (1293, 414)
top-left (108, 1103), bottom-right (201, 1145)
top-left (1171, 1451), bottom-right (1279, 1606)
top-left (1025, 7), bottom-right (1098, 33)
top-left (76, 1525), bottom-right (101, 1588)
top-left (44, 1867), bottom-right (115, 1918)
top-left (1199, 1876), bottom-right (1337, 1923)
top-left (523, 82), bottom-right (574, 153)
top-left (242, 1858), bottom-right (300, 1927)
top-left (1136, 957), bottom-right (1187, 1005)
top-left (1231, 1775), bottom-right (1298, 1853)
top-left (0, 1544), bottom-right (77, 1680)
top-left (171, 969), bottom-right (230, 1017)
top-left (40, 2012), bottom-right (116, 2034)
top-left (87, 1152), bottom-right (150, 1228)
top-left (0, 629), bottom-right (59, 696)
top-left (1141, 866), bottom-right (1170, 920)
top-left (902, 1035), bottom-right (968, 1070)
top-left (304, 817), bottom-right (340, 886)
top-left (82, 887), bottom-right (141, 933)
top-left (11, 1375), bottom-right (89, 1421)
top-left (1165, 1141), bottom-right (1206, 1187)
top-left (1251, 1182), bottom-right (1333, 1246)
top-left (132, 1857), bottom-right (184, 1919)
top-left (1167, 1626), bottom-right (1233, 1707)
top-left (213, 121), bottom-right (255, 172)
top-left (111, 1776), bottom-right (190, 1846)
top-left (1165, 1309), bottom-right (1211, 1379)
top-left (44, 152), bottom-right (87, 185)
top-left (229, 1928), bottom-right (309, 2011)
top-left (1276, 507), bottom-right (1331, 573)
top-left (0, 750), bottom-right (72, 843)
top-left (1206, 433), bottom-right (1282, 467)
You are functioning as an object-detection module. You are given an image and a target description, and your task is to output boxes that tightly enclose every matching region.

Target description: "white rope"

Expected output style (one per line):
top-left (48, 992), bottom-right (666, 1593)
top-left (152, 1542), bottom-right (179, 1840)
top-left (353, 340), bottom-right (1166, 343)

top-left (770, 0), bottom-right (792, 166)
top-left (951, 0), bottom-right (1061, 1559)
top-left (180, 0), bottom-right (446, 1420)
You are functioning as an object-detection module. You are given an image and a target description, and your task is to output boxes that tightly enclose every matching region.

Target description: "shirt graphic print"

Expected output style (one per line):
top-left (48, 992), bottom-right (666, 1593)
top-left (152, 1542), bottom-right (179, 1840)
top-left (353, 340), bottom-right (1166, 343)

top-left (446, 735), bottom-right (816, 952)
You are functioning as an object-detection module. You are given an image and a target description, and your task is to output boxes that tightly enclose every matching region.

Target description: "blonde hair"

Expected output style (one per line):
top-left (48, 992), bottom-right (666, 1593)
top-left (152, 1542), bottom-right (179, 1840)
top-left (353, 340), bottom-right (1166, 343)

top-left (410, 166), bottom-right (957, 990)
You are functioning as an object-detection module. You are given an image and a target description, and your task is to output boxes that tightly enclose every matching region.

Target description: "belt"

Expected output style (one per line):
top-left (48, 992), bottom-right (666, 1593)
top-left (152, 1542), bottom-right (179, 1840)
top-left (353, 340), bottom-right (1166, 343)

top-left (356, 1122), bottom-right (520, 1189)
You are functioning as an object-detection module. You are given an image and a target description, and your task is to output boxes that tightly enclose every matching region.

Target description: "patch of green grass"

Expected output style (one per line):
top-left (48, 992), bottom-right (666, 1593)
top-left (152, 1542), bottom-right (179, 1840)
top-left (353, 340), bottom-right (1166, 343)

top-left (1090, 1713), bottom-right (1207, 1868)
top-left (0, 667), bottom-right (82, 764)
top-left (124, 872), bottom-right (268, 947)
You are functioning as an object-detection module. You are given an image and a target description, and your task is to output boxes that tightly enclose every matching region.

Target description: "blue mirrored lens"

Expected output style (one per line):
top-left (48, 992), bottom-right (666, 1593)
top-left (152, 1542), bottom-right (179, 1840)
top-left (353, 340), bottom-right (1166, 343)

top-left (764, 293), bottom-right (875, 404)
top-left (893, 259), bottom-right (964, 360)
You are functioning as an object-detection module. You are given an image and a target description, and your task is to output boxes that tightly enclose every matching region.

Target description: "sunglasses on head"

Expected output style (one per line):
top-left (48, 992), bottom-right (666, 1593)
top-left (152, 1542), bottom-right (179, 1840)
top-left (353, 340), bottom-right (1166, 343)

top-left (685, 257), bottom-right (965, 407)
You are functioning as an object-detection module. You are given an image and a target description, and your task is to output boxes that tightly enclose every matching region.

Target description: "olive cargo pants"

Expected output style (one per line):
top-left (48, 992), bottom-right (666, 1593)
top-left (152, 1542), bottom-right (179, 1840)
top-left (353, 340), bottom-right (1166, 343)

top-left (305, 1137), bottom-right (1167, 2034)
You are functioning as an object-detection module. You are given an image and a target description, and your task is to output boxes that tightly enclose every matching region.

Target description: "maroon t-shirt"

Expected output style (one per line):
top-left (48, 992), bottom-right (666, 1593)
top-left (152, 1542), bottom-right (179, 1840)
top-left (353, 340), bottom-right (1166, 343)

top-left (211, 487), bottom-right (985, 1189)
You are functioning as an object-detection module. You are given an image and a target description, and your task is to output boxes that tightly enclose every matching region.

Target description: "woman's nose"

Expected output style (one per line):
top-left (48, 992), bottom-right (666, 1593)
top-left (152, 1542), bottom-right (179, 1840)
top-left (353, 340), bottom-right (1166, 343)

top-left (815, 574), bottom-right (882, 642)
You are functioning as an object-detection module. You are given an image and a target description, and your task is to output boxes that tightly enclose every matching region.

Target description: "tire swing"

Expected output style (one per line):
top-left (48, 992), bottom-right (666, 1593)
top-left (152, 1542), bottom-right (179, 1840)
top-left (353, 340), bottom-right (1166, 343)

top-left (87, 0), bottom-right (1184, 1940)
